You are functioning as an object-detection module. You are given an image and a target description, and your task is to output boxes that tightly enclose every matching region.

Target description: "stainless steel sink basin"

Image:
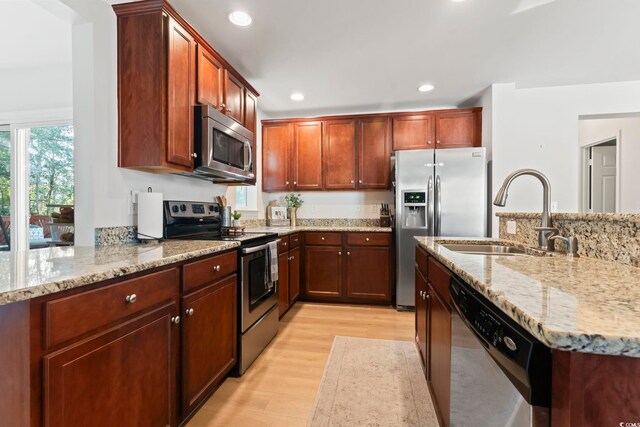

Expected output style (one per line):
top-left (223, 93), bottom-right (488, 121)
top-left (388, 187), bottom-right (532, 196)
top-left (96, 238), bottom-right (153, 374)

top-left (441, 244), bottom-right (527, 256)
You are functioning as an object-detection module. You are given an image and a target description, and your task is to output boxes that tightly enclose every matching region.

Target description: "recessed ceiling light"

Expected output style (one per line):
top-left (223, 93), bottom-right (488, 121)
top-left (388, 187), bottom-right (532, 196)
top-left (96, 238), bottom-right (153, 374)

top-left (290, 93), bottom-right (304, 101)
top-left (228, 11), bottom-right (252, 27)
top-left (418, 84), bottom-right (435, 93)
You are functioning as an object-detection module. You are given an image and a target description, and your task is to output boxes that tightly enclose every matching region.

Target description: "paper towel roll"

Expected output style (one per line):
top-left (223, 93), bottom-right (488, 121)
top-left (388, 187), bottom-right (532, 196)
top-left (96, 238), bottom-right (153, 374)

top-left (137, 191), bottom-right (164, 240)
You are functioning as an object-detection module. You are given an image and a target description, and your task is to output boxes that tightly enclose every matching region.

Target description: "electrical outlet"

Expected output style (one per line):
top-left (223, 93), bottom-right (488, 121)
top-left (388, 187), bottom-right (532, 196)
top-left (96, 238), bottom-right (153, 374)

top-left (551, 201), bottom-right (558, 212)
top-left (506, 220), bottom-right (517, 235)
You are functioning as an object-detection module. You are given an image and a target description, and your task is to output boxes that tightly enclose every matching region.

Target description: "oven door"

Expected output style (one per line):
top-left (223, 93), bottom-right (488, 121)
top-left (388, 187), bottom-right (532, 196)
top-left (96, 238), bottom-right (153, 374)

top-left (240, 243), bottom-right (278, 333)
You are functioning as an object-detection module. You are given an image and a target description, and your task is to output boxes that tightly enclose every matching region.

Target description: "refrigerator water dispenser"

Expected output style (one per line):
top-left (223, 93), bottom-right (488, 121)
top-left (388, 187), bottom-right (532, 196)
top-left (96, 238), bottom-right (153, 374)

top-left (402, 191), bottom-right (426, 229)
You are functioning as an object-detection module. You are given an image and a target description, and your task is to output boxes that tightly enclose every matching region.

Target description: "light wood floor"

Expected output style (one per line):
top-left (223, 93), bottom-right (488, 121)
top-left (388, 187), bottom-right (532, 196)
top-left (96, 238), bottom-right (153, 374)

top-left (187, 302), bottom-right (414, 427)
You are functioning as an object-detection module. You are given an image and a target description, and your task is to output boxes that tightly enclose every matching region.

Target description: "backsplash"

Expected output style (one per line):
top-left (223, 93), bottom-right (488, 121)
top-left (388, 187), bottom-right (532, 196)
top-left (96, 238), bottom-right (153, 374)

top-left (497, 212), bottom-right (640, 267)
top-left (94, 218), bottom-right (383, 246)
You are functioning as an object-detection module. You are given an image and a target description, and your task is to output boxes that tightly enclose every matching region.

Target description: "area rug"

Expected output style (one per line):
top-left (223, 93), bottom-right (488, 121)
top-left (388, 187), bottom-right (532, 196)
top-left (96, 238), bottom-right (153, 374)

top-left (308, 336), bottom-right (439, 427)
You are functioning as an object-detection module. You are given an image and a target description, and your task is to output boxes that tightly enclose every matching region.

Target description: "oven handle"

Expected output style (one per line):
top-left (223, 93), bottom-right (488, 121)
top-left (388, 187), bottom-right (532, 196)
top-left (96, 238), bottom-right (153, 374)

top-left (242, 239), bottom-right (281, 255)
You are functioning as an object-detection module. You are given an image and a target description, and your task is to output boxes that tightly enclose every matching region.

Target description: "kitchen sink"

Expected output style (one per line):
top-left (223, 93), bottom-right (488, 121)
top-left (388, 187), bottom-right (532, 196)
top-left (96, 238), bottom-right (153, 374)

top-left (441, 244), bottom-right (528, 256)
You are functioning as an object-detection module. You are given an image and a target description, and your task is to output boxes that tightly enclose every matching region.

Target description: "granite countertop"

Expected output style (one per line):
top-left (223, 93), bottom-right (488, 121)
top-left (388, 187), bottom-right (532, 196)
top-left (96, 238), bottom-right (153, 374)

top-left (416, 236), bottom-right (640, 357)
top-left (0, 240), bottom-right (239, 306)
top-left (246, 226), bottom-right (393, 236)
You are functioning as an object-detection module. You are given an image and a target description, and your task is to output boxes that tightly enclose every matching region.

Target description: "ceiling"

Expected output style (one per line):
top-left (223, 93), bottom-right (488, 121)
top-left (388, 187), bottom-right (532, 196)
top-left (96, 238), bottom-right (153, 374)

top-left (0, 0), bottom-right (72, 71)
top-left (135, 0), bottom-right (640, 117)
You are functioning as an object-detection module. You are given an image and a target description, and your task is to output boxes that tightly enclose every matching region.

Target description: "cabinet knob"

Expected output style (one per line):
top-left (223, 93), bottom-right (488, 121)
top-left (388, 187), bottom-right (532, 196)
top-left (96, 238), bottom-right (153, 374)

top-left (226, 108), bottom-right (231, 113)
top-left (428, 140), bottom-right (433, 145)
top-left (351, 180), bottom-right (354, 183)
top-left (365, 237), bottom-right (370, 241)
top-left (321, 237), bottom-right (325, 240)
top-left (213, 265), bottom-right (221, 272)
top-left (347, 251), bottom-right (351, 256)
top-left (286, 181), bottom-right (290, 185)
top-left (338, 251), bottom-right (342, 255)
top-left (419, 290), bottom-right (424, 297)
top-left (220, 103), bottom-right (226, 109)
top-left (425, 293), bottom-right (430, 300)
top-left (186, 308), bottom-right (195, 317)
top-left (437, 140), bottom-right (441, 144)
top-left (171, 316), bottom-right (181, 325)
top-left (283, 242), bottom-right (287, 246)
top-left (290, 255), bottom-right (295, 260)
top-left (125, 294), bottom-right (137, 304)
top-left (293, 181), bottom-right (297, 185)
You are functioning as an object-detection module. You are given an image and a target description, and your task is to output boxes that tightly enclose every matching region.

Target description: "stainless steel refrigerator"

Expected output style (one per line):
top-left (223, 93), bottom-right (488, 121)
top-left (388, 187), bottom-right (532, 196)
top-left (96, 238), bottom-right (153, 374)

top-left (395, 148), bottom-right (487, 309)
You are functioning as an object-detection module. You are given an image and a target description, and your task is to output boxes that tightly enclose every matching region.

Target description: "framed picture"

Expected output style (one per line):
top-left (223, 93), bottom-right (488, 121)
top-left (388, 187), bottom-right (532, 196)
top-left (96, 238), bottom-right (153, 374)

top-left (271, 207), bottom-right (287, 221)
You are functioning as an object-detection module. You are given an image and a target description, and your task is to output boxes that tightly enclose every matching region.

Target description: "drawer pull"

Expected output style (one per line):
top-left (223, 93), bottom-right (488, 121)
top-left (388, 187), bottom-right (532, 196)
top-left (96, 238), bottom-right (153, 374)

top-left (171, 316), bottom-right (181, 325)
top-left (365, 237), bottom-right (370, 241)
top-left (213, 265), bottom-right (221, 272)
top-left (186, 308), bottom-right (195, 317)
top-left (347, 251), bottom-right (351, 256)
top-left (125, 294), bottom-right (137, 304)
top-left (338, 251), bottom-right (342, 256)
top-left (321, 237), bottom-right (325, 241)
top-left (283, 242), bottom-right (287, 246)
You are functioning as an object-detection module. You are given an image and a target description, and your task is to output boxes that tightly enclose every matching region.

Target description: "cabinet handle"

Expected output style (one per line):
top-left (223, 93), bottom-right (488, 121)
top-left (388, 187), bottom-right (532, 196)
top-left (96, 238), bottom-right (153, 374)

top-left (359, 180), bottom-right (362, 184)
top-left (226, 108), bottom-right (231, 113)
top-left (425, 293), bottom-right (430, 301)
top-left (428, 140), bottom-right (433, 145)
top-left (351, 180), bottom-right (354, 183)
top-left (286, 181), bottom-right (290, 185)
top-left (365, 237), bottom-right (370, 241)
top-left (290, 256), bottom-right (295, 260)
top-left (191, 152), bottom-right (198, 158)
top-left (171, 316), bottom-right (181, 325)
top-left (293, 181), bottom-right (297, 185)
top-left (437, 140), bottom-right (441, 144)
top-left (338, 251), bottom-right (342, 255)
top-left (419, 290), bottom-right (424, 297)
top-left (347, 251), bottom-right (351, 256)
top-left (283, 242), bottom-right (287, 246)
top-left (321, 237), bottom-right (325, 241)
top-left (186, 308), bottom-right (195, 317)
top-left (220, 103), bottom-right (226, 109)
top-left (213, 265), bottom-right (221, 272)
top-left (125, 294), bottom-right (137, 304)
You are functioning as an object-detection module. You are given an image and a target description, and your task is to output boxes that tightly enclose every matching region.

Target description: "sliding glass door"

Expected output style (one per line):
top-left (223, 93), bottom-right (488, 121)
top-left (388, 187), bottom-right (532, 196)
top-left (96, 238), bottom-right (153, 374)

top-left (0, 126), bottom-right (10, 251)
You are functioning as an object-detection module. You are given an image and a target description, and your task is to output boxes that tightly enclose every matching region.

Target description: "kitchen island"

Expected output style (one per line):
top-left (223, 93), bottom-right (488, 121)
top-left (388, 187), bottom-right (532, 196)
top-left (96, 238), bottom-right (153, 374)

top-left (415, 236), bottom-right (640, 427)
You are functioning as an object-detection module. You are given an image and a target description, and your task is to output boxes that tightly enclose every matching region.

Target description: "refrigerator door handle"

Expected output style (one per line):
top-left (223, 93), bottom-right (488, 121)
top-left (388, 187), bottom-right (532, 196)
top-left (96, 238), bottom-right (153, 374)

top-left (435, 175), bottom-right (442, 236)
top-left (427, 175), bottom-right (434, 234)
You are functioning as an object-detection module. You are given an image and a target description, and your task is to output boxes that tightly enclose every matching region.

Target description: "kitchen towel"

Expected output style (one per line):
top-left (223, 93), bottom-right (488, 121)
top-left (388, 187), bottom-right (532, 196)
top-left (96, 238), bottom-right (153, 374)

top-left (137, 191), bottom-right (163, 240)
top-left (267, 240), bottom-right (279, 284)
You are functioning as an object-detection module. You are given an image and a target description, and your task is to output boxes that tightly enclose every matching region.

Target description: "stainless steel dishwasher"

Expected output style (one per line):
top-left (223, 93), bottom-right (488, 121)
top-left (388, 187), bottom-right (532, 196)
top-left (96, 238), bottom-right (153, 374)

top-left (449, 276), bottom-right (552, 427)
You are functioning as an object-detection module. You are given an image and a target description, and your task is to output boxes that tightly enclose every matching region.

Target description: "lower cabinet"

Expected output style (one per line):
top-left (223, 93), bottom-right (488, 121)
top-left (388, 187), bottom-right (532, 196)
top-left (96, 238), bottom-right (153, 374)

top-left (43, 302), bottom-right (179, 427)
top-left (181, 275), bottom-right (237, 415)
top-left (278, 234), bottom-right (302, 318)
top-left (303, 232), bottom-right (391, 303)
top-left (278, 251), bottom-right (290, 316)
top-left (415, 267), bottom-right (429, 373)
top-left (289, 246), bottom-right (300, 302)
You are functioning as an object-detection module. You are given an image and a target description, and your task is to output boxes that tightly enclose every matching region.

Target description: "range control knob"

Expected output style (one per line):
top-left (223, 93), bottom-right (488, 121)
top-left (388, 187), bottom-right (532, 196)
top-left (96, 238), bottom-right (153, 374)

top-left (180, 204), bottom-right (187, 212)
top-left (208, 205), bottom-right (215, 212)
top-left (171, 205), bottom-right (179, 213)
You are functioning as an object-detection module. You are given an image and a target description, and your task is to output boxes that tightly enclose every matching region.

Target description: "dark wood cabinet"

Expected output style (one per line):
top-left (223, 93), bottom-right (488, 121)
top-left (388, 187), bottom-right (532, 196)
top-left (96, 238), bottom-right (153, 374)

top-left (181, 275), bottom-right (237, 416)
top-left (43, 302), bottom-right (179, 427)
top-left (262, 123), bottom-right (292, 191)
top-left (345, 246), bottom-right (390, 300)
top-left (244, 90), bottom-right (257, 136)
top-left (435, 109), bottom-right (481, 148)
top-left (304, 246), bottom-right (343, 298)
top-left (293, 121), bottom-right (323, 191)
top-left (428, 282), bottom-right (451, 427)
top-left (196, 44), bottom-right (223, 109)
top-left (323, 119), bottom-right (357, 190)
top-left (357, 117), bottom-right (391, 189)
top-left (392, 114), bottom-right (435, 151)
top-left (224, 70), bottom-right (244, 125)
top-left (289, 246), bottom-right (300, 303)
top-left (415, 267), bottom-right (428, 373)
top-left (278, 251), bottom-right (290, 317)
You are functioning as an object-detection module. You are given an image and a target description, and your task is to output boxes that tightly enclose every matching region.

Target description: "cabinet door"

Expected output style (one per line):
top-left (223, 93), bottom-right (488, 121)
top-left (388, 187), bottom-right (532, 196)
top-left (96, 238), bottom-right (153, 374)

top-left (289, 246), bottom-right (300, 304)
top-left (435, 110), bottom-right (481, 148)
top-left (262, 123), bottom-right (292, 191)
top-left (392, 114), bottom-right (435, 151)
top-left (224, 70), bottom-right (244, 125)
top-left (304, 246), bottom-right (342, 298)
top-left (278, 251), bottom-right (290, 317)
top-left (43, 303), bottom-right (179, 427)
top-left (167, 16), bottom-right (196, 168)
top-left (244, 90), bottom-right (257, 136)
top-left (323, 119), bottom-right (356, 190)
top-left (293, 121), bottom-right (323, 191)
top-left (429, 284), bottom-right (451, 427)
top-left (415, 268), bottom-right (428, 374)
top-left (181, 276), bottom-right (237, 416)
top-left (358, 117), bottom-right (390, 189)
top-left (345, 246), bottom-right (390, 301)
top-left (196, 45), bottom-right (222, 109)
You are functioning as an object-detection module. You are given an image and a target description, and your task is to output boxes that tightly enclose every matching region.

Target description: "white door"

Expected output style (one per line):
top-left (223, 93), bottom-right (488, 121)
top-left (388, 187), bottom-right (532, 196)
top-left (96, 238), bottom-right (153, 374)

top-left (591, 145), bottom-right (616, 213)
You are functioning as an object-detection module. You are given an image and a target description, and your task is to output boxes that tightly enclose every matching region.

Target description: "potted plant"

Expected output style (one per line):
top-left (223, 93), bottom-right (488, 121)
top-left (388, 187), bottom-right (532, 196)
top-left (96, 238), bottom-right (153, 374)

top-left (232, 210), bottom-right (242, 227)
top-left (284, 193), bottom-right (303, 227)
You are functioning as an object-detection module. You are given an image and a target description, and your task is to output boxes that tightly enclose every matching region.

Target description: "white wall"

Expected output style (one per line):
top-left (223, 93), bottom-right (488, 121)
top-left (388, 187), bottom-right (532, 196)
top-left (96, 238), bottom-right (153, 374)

top-left (490, 81), bottom-right (640, 235)
top-left (65, 0), bottom-right (229, 245)
top-left (579, 116), bottom-right (640, 212)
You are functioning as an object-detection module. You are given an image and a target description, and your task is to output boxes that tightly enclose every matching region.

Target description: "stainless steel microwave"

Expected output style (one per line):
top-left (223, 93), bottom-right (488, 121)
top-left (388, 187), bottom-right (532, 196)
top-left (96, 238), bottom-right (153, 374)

top-left (191, 104), bottom-right (254, 182)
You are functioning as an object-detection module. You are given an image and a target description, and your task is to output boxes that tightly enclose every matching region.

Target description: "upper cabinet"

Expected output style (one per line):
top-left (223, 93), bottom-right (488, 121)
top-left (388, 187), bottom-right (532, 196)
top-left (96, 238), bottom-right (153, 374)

top-left (392, 114), bottom-right (435, 151)
top-left (113, 1), bottom-right (259, 175)
top-left (261, 108), bottom-right (480, 192)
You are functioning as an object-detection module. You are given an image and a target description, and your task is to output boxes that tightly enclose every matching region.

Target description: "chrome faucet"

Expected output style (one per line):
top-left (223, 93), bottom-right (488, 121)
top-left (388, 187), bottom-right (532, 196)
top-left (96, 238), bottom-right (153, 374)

top-left (493, 169), bottom-right (557, 251)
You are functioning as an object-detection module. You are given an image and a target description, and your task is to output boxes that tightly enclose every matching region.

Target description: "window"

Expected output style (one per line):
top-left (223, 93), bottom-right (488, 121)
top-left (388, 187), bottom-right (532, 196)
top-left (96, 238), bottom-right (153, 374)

top-left (0, 123), bottom-right (74, 251)
top-left (235, 186), bottom-right (257, 210)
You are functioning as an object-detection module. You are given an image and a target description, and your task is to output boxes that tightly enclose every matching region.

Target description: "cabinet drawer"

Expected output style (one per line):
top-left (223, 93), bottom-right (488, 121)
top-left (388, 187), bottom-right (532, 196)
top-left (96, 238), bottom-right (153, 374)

top-left (278, 236), bottom-right (290, 253)
top-left (416, 246), bottom-right (429, 278)
top-left (305, 232), bottom-right (343, 246)
top-left (289, 233), bottom-right (301, 248)
top-left (183, 251), bottom-right (237, 293)
top-left (347, 232), bottom-right (390, 247)
top-left (45, 268), bottom-right (179, 348)
top-left (427, 256), bottom-right (451, 306)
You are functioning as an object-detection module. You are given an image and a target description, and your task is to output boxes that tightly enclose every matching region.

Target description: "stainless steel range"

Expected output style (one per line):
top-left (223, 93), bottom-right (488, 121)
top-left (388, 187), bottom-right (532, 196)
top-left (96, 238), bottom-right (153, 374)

top-left (162, 200), bottom-right (279, 375)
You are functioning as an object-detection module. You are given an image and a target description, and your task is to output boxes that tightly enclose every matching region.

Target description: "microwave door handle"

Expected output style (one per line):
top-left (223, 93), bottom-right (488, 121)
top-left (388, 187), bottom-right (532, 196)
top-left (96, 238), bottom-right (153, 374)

top-left (244, 140), bottom-right (253, 171)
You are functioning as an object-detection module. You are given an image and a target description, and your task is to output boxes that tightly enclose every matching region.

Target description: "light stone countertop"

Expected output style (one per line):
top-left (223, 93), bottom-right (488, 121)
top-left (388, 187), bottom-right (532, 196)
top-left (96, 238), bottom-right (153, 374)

top-left (416, 236), bottom-right (640, 357)
top-left (0, 240), bottom-right (239, 306)
top-left (245, 226), bottom-right (393, 236)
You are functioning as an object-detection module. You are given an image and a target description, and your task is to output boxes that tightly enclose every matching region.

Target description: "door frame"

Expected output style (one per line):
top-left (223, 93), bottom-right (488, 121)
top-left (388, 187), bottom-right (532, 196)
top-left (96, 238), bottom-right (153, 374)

top-left (580, 133), bottom-right (621, 213)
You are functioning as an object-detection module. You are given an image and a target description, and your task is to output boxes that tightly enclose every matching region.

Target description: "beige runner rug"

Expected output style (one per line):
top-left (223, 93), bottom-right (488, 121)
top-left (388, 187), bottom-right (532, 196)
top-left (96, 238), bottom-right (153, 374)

top-left (308, 336), bottom-right (439, 427)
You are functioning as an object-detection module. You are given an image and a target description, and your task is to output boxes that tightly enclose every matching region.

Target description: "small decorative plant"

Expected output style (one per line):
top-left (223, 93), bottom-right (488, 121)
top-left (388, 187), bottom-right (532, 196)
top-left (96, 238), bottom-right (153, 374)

top-left (284, 193), bottom-right (304, 209)
top-left (232, 210), bottom-right (242, 220)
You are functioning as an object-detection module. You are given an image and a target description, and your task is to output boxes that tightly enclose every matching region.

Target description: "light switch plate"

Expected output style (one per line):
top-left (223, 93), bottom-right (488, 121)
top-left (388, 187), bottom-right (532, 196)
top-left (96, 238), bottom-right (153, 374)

top-left (506, 220), bottom-right (517, 235)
